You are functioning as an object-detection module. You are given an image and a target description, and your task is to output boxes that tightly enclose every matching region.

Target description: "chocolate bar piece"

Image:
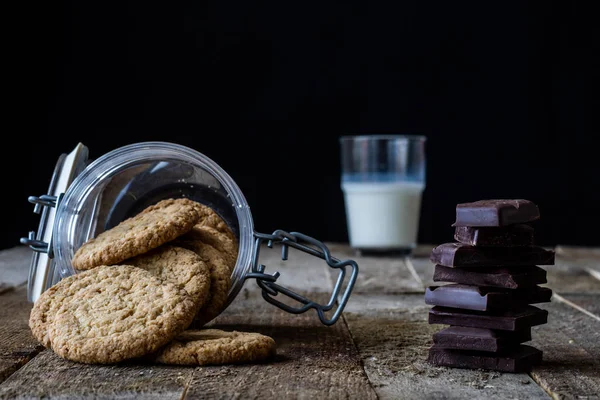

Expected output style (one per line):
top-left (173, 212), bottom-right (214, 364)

top-left (425, 284), bottom-right (552, 312)
top-left (452, 199), bottom-right (540, 227)
top-left (430, 243), bottom-right (555, 267)
top-left (433, 265), bottom-right (547, 289)
top-left (432, 326), bottom-right (531, 352)
top-left (454, 224), bottom-right (534, 247)
top-left (428, 305), bottom-right (548, 331)
top-left (427, 344), bottom-right (542, 372)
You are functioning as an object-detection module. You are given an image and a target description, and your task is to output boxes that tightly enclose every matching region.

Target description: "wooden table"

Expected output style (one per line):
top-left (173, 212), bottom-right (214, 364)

top-left (0, 243), bottom-right (598, 399)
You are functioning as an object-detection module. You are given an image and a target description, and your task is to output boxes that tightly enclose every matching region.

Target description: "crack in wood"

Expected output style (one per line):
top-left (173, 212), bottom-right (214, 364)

top-left (179, 370), bottom-right (194, 400)
top-left (552, 293), bottom-right (600, 322)
top-left (0, 344), bottom-right (45, 384)
top-left (528, 371), bottom-right (561, 400)
top-left (340, 312), bottom-right (381, 400)
top-left (404, 256), bottom-right (425, 290)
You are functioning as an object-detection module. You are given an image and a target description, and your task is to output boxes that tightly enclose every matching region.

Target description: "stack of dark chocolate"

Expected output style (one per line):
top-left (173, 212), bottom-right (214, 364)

top-left (425, 199), bottom-right (555, 373)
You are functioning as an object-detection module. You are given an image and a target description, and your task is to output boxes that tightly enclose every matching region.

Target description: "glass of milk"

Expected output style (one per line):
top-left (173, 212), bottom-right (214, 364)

top-left (340, 135), bottom-right (426, 255)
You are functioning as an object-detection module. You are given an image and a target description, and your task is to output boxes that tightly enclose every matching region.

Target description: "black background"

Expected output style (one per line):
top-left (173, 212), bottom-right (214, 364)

top-left (5, 0), bottom-right (598, 250)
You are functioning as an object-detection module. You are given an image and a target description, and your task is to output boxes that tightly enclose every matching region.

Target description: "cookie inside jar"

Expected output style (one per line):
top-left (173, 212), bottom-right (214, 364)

top-left (72, 196), bottom-right (238, 327)
top-left (52, 142), bottom-right (254, 317)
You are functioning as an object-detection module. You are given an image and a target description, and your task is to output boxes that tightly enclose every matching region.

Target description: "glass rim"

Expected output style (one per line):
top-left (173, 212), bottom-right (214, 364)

top-left (339, 134), bottom-right (427, 142)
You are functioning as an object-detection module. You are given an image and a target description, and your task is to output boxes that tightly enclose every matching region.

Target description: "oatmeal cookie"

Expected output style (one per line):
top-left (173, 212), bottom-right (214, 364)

top-left (47, 265), bottom-right (196, 364)
top-left (72, 198), bottom-right (200, 270)
top-left (152, 329), bottom-right (276, 365)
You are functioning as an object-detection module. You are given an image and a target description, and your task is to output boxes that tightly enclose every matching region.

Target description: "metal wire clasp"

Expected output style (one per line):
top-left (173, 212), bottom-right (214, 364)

top-left (20, 194), bottom-right (63, 257)
top-left (244, 230), bottom-right (359, 326)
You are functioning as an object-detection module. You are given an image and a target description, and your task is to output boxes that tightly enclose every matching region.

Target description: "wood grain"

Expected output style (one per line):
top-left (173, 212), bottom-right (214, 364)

top-left (186, 290), bottom-right (377, 399)
top-left (206, 240), bottom-right (376, 398)
top-left (1, 243), bottom-right (599, 399)
top-left (326, 243), bottom-right (423, 294)
top-left (0, 247), bottom-right (31, 288)
top-left (555, 245), bottom-right (600, 279)
top-left (0, 350), bottom-right (193, 400)
top-left (0, 293), bottom-right (375, 399)
top-left (406, 256), bottom-right (435, 289)
top-left (0, 244), bottom-right (376, 399)
top-left (530, 298), bottom-right (600, 399)
top-left (0, 287), bottom-right (44, 384)
top-left (544, 263), bottom-right (600, 295)
top-left (550, 246), bottom-right (600, 293)
top-left (342, 293), bottom-right (550, 399)
top-left (257, 242), bottom-right (339, 294)
top-left (556, 293), bottom-right (600, 319)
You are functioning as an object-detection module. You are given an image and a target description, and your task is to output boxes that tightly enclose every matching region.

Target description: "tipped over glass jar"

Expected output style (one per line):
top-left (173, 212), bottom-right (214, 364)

top-left (21, 142), bottom-right (358, 325)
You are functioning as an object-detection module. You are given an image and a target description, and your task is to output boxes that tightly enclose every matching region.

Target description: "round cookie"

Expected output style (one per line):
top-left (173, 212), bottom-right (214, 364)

top-left (126, 245), bottom-right (211, 310)
top-left (152, 329), bottom-right (276, 365)
top-left (47, 265), bottom-right (197, 364)
top-left (175, 239), bottom-right (231, 326)
top-left (72, 198), bottom-right (200, 270)
top-left (29, 273), bottom-right (98, 348)
top-left (192, 202), bottom-right (238, 243)
top-left (184, 225), bottom-right (238, 272)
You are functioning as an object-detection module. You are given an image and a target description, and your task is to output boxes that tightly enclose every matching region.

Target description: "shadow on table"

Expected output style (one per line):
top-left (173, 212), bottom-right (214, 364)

top-left (210, 323), bottom-right (331, 344)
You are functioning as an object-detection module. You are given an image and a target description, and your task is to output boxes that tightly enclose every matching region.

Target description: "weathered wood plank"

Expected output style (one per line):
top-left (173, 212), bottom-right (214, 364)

top-left (556, 293), bottom-right (600, 319)
top-left (546, 247), bottom-right (600, 326)
top-left (0, 244), bottom-right (376, 399)
top-left (326, 243), bottom-right (423, 294)
top-left (0, 350), bottom-right (193, 400)
top-left (0, 286), bottom-right (44, 385)
top-left (0, 247), bottom-right (31, 288)
top-left (396, 244), bottom-right (438, 289)
top-left (257, 243), bottom-right (337, 294)
top-left (194, 242), bottom-right (376, 398)
top-left (552, 246), bottom-right (600, 291)
top-left (188, 242), bottom-right (377, 398)
top-left (555, 245), bottom-right (600, 280)
top-left (342, 293), bottom-right (550, 399)
top-left (537, 299), bottom-right (600, 362)
top-left (412, 244), bottom-right (437, 258)
top-left (530, 298), bottom-right (600, 399)
top-left (3, 241), bottom-right (598, 399)
top-left (184, 290), bottom-right (376, 399)
top-left (406, 256), bottom-right (435, 289)
top-left (544, 260), bottom-right (600, 295)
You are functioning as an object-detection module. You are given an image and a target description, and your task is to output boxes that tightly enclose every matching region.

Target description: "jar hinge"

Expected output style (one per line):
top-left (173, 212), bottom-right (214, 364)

top-left (20, 194), bottom-right (63, 257)
top-left (244, 230), bottom-right (359, 326)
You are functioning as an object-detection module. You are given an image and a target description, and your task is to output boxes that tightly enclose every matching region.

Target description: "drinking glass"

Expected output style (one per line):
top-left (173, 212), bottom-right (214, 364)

top-left (340, 135), bottom-right (427, 255)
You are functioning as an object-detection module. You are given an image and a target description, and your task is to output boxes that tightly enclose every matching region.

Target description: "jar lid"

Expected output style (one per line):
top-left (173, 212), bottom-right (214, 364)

top-left (22, 143), bottom-right (89, 302)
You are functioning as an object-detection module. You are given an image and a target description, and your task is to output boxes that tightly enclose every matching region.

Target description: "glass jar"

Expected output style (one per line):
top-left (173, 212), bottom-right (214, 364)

top-left (22, 141), bottom-right (358, 325)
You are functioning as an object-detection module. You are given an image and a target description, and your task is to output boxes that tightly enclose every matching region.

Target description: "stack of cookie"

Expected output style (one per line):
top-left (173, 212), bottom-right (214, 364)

top-left (29, 198), bottom-right (276, 365)
top-left (425, 199), bottom-right (555, 372)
